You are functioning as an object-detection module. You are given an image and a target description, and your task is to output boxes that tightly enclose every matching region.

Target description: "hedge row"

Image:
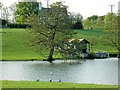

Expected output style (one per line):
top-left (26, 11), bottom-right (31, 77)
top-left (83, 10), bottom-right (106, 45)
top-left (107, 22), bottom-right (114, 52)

top-left (7, 24), bottom-right (31, 28)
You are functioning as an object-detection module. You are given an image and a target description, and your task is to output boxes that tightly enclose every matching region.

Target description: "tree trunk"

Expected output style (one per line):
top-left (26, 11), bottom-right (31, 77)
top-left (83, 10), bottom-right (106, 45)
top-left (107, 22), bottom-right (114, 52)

top-left (47, 32), bottom-right (56, 63)
top-left (47, 47), bottom-right (54, 63)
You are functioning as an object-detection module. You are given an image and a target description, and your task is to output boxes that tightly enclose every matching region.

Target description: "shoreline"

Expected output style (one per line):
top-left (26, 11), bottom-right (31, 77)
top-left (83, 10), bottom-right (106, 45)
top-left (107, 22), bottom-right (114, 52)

top-left (0, 57), bottom-right (118, 62)
top-left (1, 80), bottom-right (118, 88)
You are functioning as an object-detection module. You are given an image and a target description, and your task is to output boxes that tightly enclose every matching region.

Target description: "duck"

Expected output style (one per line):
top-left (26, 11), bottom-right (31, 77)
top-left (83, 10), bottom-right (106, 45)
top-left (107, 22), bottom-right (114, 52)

top-left (37, 79), bottom-right (39, 82)
top-left (50, 79), bottom-right (52, 82)
top-left (59, 79), bottom-right (61, 82)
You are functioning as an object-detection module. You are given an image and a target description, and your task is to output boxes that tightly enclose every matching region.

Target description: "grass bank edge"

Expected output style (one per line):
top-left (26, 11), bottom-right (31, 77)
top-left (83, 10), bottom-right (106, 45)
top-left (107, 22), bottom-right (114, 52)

top-left (2, 80), bottom-right (118, 88)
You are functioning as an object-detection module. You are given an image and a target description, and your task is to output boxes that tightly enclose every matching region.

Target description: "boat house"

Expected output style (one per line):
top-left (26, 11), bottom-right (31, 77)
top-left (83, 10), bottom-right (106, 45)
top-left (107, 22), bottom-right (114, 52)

top-left (69, 38), bottom-right (90, 54)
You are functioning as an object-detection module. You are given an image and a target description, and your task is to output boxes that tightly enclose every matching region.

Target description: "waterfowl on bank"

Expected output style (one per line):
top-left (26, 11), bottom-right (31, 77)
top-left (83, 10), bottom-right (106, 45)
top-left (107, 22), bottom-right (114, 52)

top-left (50, 79), bottom-right (52, 82)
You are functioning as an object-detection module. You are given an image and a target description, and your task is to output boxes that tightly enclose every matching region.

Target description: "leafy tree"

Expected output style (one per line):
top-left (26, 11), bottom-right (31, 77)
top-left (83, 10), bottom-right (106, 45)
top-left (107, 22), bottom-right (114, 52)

top-left (0, 2), bottom-right (3, 10)
top-left (0, 2), bottom-right (3, 19)
top-left (59, 39), bottom-right (83, 61)
top-left (83, 15), bottom-right (104, 30)
top-left (69, 12), bottom-right (83, 29)
top-left (28, 2), bottom-right (73, 63)
top-left (104, 13), bottom-right (120, 58)
top-left (15, 1), bottom-right (39, 24)
top-left (88, 15), bottom-right (98, 21)
top-left (83, 18), bottom-right (91, 29)
top-left (96, 16), bottom-right (105, 29)
top-left (9, 3), bottom-right (16, 23)
top-left (2, 7), bottom-right (10, 21)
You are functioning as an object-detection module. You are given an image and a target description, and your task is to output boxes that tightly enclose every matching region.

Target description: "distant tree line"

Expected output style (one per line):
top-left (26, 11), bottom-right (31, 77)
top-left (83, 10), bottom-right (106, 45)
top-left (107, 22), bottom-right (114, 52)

top-left (0, 1), bottom-right (105, 30)
top-left (83, 15), bottom-right (105, 30)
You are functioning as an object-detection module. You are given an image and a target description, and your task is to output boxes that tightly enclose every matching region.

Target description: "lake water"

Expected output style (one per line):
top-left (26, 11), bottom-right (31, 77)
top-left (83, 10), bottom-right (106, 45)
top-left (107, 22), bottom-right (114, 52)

top-left (0, 58), bottom-right (118, 85)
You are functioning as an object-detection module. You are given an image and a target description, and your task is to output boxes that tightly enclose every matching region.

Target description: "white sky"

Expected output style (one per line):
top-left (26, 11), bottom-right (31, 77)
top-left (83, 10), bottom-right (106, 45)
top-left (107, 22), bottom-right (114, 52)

top-left (0, 0), bottom-right (119, 19)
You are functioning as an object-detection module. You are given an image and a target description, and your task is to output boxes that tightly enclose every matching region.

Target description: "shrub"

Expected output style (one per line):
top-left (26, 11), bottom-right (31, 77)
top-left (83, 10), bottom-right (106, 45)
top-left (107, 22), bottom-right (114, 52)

top-left (7, 24), bottom-right (31, 28)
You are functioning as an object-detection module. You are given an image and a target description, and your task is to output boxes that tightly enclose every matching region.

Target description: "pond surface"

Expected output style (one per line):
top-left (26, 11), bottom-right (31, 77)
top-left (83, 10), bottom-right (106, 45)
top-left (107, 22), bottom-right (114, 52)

top-left (0, 58), bottom-right (118, 85)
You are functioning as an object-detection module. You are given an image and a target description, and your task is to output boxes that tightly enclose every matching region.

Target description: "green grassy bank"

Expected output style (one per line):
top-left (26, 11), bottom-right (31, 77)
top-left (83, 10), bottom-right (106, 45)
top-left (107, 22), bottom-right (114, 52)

top-left (2, 29), bottom-right (44, 60)
top-left (2, 80), bottom-right (118, 88)
top-left (1, 28), bottom-right (117, 60)
top-left (74, 29), bottom-right (117, 52)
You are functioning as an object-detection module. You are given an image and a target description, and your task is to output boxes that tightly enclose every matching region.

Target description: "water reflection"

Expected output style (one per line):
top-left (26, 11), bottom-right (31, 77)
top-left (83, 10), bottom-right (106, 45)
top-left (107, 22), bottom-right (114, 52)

top-left (0, 58), bottom-right (118, 85)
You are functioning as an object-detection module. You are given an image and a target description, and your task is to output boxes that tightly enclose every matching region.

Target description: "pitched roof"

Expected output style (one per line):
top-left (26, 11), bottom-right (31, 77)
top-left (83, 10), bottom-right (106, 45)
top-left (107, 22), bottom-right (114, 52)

top-left (69, 38), bottom-right (90, 43)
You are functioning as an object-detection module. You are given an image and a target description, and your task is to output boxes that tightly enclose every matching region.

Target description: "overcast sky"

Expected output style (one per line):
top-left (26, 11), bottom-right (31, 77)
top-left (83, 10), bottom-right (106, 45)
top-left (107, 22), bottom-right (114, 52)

top-left (1, 0), bottom-right (119, 19)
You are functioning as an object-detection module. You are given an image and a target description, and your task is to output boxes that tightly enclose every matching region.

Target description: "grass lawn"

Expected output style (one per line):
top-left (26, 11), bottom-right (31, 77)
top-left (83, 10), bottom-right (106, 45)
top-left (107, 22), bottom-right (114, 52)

top-left (1, 28), bottom-right (117, 60)
top-left (2, 29), bottom-right (45, 60)
top-left (2, 80), bottom-right (118, 88)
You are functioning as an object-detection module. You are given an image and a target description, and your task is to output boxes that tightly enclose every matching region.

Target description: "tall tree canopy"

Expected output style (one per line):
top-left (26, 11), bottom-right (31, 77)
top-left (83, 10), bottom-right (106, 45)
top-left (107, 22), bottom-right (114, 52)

top-left (15, 1), bottom-right (39, 24)
top-left (0, 2), bottom-right (3, 9)
top-left (104, 13), bottom-right (120, 58)
top-left (83, 15), bottom-right (104, 30)
top-left (69, 12), bottom-right (83, 29)
top-left (88, 15), bottom-right (98, 21)
top-left (28, 2), bottom-right (73, 63)
top-left (0, 2), bottom-right (3, 19)
top-left (2, 7), bottom-right (10, 21)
